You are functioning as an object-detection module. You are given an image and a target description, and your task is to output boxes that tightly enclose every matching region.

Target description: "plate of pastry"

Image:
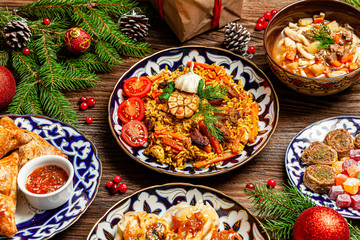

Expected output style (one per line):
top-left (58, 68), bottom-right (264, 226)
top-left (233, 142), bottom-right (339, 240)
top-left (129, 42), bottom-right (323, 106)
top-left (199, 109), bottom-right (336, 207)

top-left (0, 115), bottom-right (101, 239)
top-left (87, 183), bottom-right (270, 240)
top-left (286, 116), bottom-right (360, 219)
top-left (108, 46), bottom-right (279, 177)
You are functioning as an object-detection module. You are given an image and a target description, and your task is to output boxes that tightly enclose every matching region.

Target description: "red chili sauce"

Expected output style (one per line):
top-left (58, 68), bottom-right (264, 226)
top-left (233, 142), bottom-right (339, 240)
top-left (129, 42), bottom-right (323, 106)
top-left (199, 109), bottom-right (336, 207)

top-left (25, 165), bottom-right (69, 194)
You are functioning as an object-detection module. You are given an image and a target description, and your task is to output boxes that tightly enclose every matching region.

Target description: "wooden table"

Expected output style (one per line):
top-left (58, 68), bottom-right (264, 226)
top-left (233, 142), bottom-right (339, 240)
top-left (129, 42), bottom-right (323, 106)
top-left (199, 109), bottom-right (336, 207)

top-left (1, 0), bottom-right (360, 239)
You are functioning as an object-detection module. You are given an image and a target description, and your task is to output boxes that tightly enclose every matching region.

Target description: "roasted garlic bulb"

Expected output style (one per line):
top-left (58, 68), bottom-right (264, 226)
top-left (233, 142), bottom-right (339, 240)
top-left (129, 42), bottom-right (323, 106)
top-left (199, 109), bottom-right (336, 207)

top-left (168, 90), bottom-right (200, 119)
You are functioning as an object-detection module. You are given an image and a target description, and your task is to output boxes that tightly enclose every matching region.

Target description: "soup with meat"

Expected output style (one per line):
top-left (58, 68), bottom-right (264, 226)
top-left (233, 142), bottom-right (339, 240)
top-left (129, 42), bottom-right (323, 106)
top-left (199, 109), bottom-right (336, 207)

top-left (272, 13), bottom-right (360, 78)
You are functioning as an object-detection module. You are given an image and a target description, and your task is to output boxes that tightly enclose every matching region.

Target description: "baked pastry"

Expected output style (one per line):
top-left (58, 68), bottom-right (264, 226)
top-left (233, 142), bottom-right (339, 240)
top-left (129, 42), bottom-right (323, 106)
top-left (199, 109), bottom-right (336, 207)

top-left (324, 129), bottom-right (354, 159)
top-left (301, 141), bottom-right (338, 165)
top-left (0, 151), bottom-right (19, 238)
top-left (0, 125), bottom-right (32, 159)
top-left (303, 164), bottom-right (335, 194)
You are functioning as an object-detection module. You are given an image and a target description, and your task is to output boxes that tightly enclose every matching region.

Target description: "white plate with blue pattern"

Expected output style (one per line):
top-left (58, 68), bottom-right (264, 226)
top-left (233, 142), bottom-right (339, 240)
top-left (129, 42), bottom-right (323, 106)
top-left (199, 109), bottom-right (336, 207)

top-left (108, 46), bottom-right (279, 177)
top-left (87, 183), bottom-right (270, 240)
top-left (286, 116), bottom-right (360, 219)
top-left (0, 115), bottom-right (102, 239)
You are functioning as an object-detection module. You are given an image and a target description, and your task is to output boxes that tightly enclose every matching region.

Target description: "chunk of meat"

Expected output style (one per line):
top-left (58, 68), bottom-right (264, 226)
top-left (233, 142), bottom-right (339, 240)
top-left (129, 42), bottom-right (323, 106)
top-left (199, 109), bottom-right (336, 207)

top-left (158, 81), bottom-right (167, 89)
top-left (227, 86), bottom-right (240, 98)
top-left (329, 44), bottom-right (345, 57)
top-left (144, 118), bottom-right (155, 132)
top-left (315, 49), bottom-right (327, 60)
top-left (214, 121), bottom-right (232, 142)
top-left (228, 108), bottom-right (241, 125)
top-left (190, 128), bottom-right (209, 149)
top-left (325, 52), bottom-right (337, 64)
top-left (208, 98), bottom-right (224, 106)
top-left (343, 29), bottom-right (353, 42)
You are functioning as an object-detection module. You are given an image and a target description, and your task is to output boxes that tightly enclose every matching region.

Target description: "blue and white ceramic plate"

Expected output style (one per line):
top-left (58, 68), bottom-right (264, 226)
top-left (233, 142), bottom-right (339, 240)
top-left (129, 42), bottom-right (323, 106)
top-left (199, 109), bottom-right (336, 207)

top-left (108, 46), bottom-right (279, 177)
top-left (87, 183), bottom-right (270, 240)
top-left (0, 115), bottom-right (102, 239)
top-left (286, 116), bottom-right (360, 219)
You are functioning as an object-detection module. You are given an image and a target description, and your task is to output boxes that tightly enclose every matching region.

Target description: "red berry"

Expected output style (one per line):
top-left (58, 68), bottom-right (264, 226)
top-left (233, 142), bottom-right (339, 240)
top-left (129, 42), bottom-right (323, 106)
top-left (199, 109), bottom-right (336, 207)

top-left (110, 183), bottom-right (119, 193)
top-left (85, 116), bottom-right (93, 124)
top-left (267, 179), bottom-right (276, 188)
top-left (87, 97), bottom-right (96, 107)
top-left (264, 12), bottom-right (272, 21)
top-left (247, 46), bottom-right (256, 54)
top-left (106, 180), bottom-right (113, 189)
top-left (270, 9), bottom-right (278, 17)
top-left (43, 18), bottom-right (51, 25)
top-left (79, 96), bottom-right (87, 103)
top-left (255, 22), bottom-right (264, 31)
top-left (245, 183), bottom-right (254, 190)
top-left (80, 102), bottom-right (88, 110)
top-left (257, 17), bottom-right (266, 24)
top-left (114, 175), bottom-right (121, 184)
top-left (264, 21), bottom-right (269, 29)
top-left (23, 48), bottom-right (30, 55)
top-left (119, 183), bottom-right (127, 193)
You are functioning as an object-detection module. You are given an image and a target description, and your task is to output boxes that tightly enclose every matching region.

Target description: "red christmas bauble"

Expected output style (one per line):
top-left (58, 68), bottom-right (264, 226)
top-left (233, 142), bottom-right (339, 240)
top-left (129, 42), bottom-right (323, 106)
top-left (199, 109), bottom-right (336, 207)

top-left (64, 27), bottom-right (91, 55)
top-left (293, 206), bottom-right (350, 240)
top-left (0, 65), bottom-right (16, 110)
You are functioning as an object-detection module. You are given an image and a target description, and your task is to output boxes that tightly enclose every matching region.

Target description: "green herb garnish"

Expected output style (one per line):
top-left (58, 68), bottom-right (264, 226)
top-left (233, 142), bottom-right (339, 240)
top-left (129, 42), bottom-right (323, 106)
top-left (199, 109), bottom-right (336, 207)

top-left (158, 82), bottom-right (175, 100)
top-left (197, 79), bottom-right (228, 100)
top-left (194, 102), bottom-right (224, 141)
top-left (306, 23), bottom-right (335, 49)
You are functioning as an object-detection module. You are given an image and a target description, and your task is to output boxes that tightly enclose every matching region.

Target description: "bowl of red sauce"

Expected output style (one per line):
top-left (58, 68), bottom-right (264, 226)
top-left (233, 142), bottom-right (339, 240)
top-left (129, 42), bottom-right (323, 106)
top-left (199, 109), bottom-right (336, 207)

top-left (18, 155), bottom-right (74, 210)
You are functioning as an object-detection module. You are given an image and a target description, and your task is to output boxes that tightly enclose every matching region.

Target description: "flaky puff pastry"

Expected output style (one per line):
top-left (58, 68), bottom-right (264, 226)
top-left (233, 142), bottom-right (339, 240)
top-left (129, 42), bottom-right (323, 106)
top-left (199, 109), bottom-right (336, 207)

top-left (0, 151), bottom-right (19, 238)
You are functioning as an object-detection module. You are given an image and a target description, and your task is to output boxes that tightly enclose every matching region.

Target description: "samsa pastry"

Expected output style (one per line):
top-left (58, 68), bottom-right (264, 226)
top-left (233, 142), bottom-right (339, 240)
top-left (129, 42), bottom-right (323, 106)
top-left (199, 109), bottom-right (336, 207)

top-left (114, 211), bottom-right (171, 240)
top-left (0, 124), bottom-right (32, 159)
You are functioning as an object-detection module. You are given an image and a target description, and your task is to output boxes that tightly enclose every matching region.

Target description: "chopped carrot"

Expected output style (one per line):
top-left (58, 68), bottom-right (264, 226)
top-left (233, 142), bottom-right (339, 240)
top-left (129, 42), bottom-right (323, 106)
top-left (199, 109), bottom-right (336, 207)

top-left (207, 72), bottom-right (215, 79)
top-left (331, 60), bottom-right (342, 68)
top-left (285, 48), bottom-right (296, 61)
top-left (204, 145), bottom-right (212, 153)
top-left (231, 129), bottom-right (245, 154)
top-left (199, 120), bottom-right (222, 154)
top-left (187, 61), bottom-right (214, 70)
top-left (220, 75), bottom-right (231, 85)
top-left (349, 62), bottom-right (359, 72)
top-left (313, 15), bottom-right (324, 24)
top-left (195, 152), bottom-right (237, 169)
top-left (163, 137), bottom-right (184, 151)
top-left (333, 34), bottom-right (340, 44)
top-left (152, 90), bottom-right (162, 99)
top-left (340, 52), bottom-right (353, 63)
top-left (150, 71), bottom-right (168, 81)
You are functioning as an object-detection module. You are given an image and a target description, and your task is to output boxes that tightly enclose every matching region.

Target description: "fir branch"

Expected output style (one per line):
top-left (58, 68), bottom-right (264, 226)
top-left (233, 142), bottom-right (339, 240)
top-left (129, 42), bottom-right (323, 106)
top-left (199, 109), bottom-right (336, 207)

top-left (0, 50), bottom-right (9, 66)
top-left (349, 221), bottom-right (360, 240)
top-left (94, 40), bottom-right (122, 65)
top-left (343, 0), bottom-right (360, 8)
top-left (66, 53), bottom-right (112, 72)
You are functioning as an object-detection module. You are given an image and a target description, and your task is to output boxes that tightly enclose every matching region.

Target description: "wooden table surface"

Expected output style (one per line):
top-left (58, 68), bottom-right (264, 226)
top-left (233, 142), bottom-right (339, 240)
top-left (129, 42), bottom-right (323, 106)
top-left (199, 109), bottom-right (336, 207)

top-left (1, 0), bottom-right (360, 239)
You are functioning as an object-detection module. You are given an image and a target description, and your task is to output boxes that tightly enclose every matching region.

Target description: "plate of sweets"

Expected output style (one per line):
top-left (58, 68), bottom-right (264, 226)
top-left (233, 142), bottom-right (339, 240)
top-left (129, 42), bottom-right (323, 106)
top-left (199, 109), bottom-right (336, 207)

top-left (108, 46), bottom-right (279, 177)
top-left (87, 183), bottom-right (270, 240)
top-left (286, 116), bottom-right (360, 219)
top-left (0, 115), bottom-right (101, 239)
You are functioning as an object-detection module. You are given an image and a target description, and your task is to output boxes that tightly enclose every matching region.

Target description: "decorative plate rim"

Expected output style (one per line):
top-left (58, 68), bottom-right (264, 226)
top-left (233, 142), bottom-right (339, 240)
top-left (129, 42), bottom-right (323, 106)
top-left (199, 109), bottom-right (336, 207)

top-left (0, 114), bottom-right (102, 239)
top-left (107, 45), bottom-right (280, 178)
top-left (86, 182), bottom-right (270, 240)
top-left (285, 115), bottom-right (360, 219)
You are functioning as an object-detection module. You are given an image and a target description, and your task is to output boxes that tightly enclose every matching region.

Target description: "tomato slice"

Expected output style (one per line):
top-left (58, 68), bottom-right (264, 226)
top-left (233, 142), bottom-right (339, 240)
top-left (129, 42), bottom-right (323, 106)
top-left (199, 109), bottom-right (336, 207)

top-left (121, 120), bottom-right (148, 147)
top-left (123, 76), bottom-right (152, 98)
top-left (117, 97), bottom-right (145, 123)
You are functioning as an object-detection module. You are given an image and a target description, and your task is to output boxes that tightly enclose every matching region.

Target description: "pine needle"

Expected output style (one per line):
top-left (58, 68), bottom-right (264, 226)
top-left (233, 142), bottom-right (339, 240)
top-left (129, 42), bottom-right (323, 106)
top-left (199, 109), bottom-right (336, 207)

top-left (343, 0), bottom-right (360, 8)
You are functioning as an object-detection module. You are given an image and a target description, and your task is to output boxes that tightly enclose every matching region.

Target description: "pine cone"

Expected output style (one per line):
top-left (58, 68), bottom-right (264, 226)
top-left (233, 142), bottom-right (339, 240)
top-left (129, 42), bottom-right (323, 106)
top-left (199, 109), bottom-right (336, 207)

top-left (4, 20), bottom-right (32, 50)
top-left (224, 22), bottom-right (250, 53)
top-left (119, 10), bottom-right (150, 42)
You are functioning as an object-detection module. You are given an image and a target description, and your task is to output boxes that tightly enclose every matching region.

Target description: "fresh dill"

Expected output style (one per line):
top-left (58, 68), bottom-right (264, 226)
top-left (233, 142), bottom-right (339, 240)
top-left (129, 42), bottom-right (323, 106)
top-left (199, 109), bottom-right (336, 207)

top-left (195, 102), bottom-right (224, 141)
top-left (306, 23), bottom-right (335, 49)
top-left (197, 79), bottom-right (228, 100)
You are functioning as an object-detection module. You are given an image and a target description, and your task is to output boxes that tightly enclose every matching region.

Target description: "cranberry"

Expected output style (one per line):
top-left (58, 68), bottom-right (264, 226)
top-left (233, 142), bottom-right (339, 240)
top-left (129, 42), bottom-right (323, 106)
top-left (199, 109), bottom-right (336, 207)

top-left (257, 17), bottom-right (266, 24)
top-left (23, 48), bottom-right (30, 55)
top-left (270, 9), bottom-right (278, 17)
top-left (119, 183), bottom-right (127, 193)
top-left (113, 175), bottom-right (121, 184)
top-left (264, 21), bottom-right (269, 29)
top-left (87, 97), bottom-right (96, 107)
top-left (245, 183), bottom-right (254, 190)
top-left (267, 179), bottom-right (276, 188)
top-left (264, 12), bottom-right (272, 21)
top-left (80, 102), bottom-right (88, 110)
top-left (79, 96), bottom-right (87, 103)
top-left (110, 183), bottom-right (119, 193)
top-left (85, 116), bottom-right (93, 124)
top-left (43, 18), bottom-right (51, 25)
top-left (247, 46), bottom-right (256, 54)
top-left (255, 22), bottom-right (264, 31)
top-left (106, 180), bottom-right (113, 189)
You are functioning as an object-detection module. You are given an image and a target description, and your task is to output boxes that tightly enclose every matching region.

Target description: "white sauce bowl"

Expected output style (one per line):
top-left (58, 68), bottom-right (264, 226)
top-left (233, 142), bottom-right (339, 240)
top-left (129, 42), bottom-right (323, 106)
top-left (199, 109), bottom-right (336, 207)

top-left (17, 155), bottom-right (74, 210)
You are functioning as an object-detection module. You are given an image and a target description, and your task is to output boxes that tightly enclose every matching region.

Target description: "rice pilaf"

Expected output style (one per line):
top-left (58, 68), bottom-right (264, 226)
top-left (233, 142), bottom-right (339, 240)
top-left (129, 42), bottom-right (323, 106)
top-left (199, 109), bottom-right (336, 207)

top-left (143, 62), bottom-right (260, 169)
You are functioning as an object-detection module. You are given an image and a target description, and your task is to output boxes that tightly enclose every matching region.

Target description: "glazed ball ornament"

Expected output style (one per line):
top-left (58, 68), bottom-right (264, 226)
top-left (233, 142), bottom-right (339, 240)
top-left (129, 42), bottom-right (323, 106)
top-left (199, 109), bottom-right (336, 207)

top-left (0, 65), bottom-right (16, 110)
top-left (293, 206), bottom-right (350, 240)
top-left (64, 27), bottom-right (91, 55)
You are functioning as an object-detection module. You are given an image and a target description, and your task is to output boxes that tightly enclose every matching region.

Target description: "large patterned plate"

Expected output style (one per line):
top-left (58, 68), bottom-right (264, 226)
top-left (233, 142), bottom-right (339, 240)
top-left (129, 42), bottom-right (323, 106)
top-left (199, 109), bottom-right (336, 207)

top-left (108, 46), bottom-right (279, 177)
top-left (286, 116), bottom-right (360, 219)
top-left (0, 115), bottom-right (102, 239)
top-left (87, 183), bottom-right (270, 240)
